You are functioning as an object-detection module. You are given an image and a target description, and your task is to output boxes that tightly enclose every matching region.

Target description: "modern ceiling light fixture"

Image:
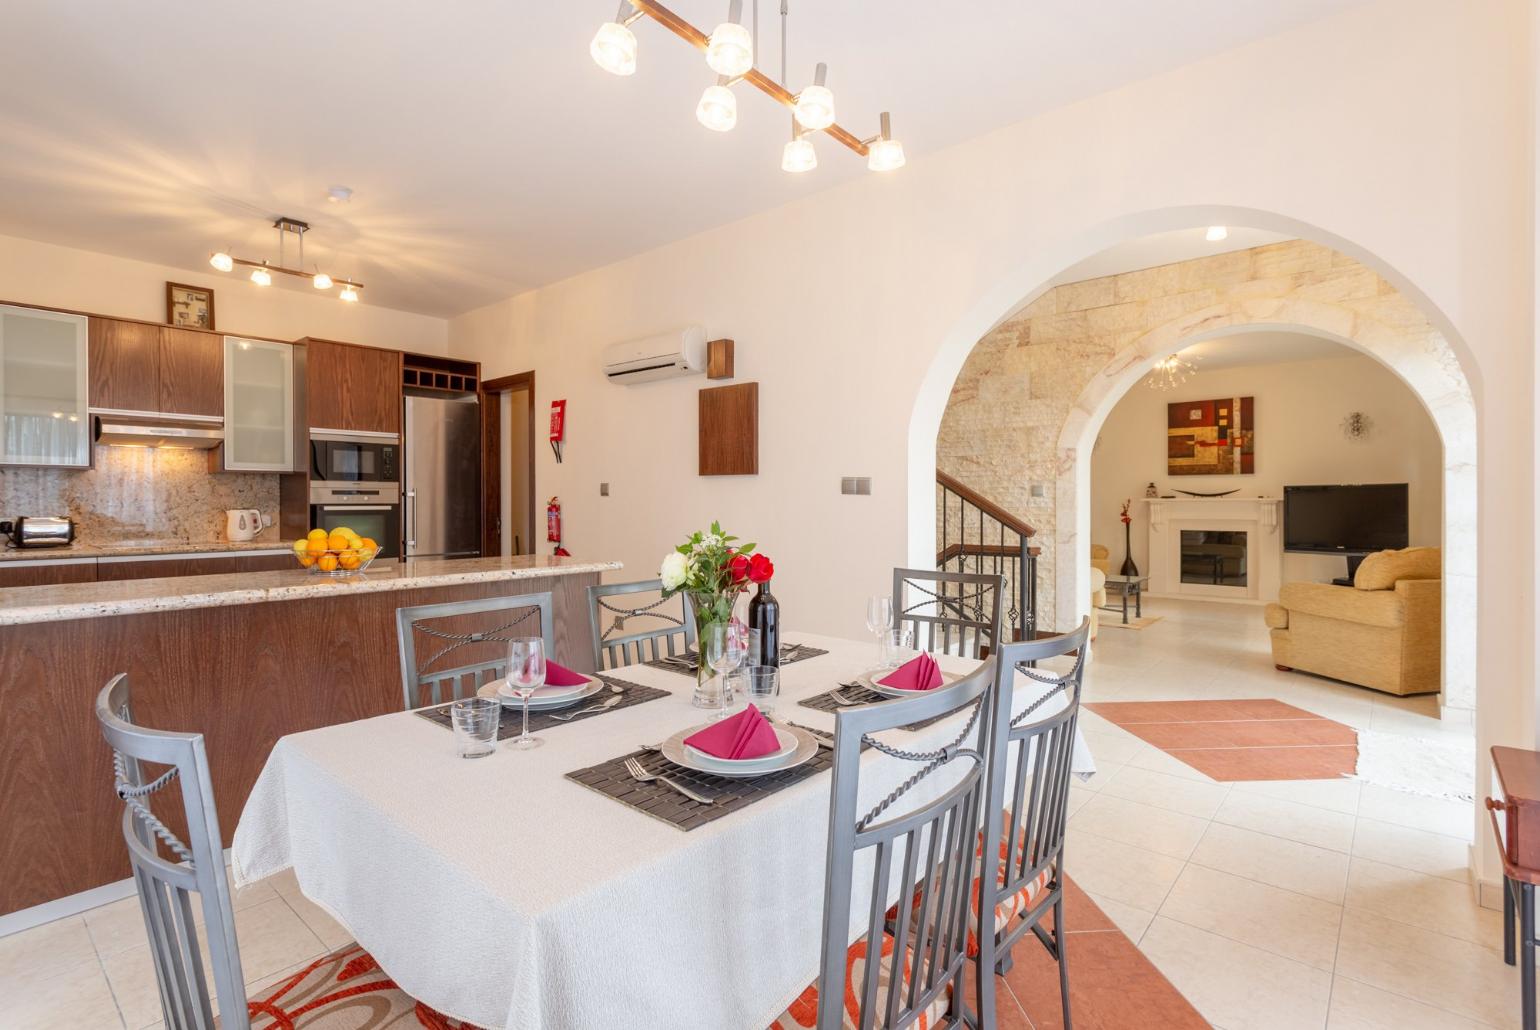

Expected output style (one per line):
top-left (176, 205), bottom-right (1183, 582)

top-left (706, 0), bottom-right (753, 77)
top-left (207, 218), bottom-right (362, 302)
top-left (589, 0), bottom-right (899, 174)
top-left (1147, 352), bottom-right (1199, 391)
top-left (1206, 225), bottom-right (1229, 242)
top-left (591, 2), bottom-right (645, 76)
top-left (864, 112), bottom-right (905, 172)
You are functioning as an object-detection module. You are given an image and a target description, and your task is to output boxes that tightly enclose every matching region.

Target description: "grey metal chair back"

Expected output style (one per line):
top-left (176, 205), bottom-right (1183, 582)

top-left (973, 618), bottom-right (1091, 1025)
top-left (893, 567), bottom-right (1004, 658)
top-left (94, 674), bottom-right (250, 1030)
top-left (395, 591), bottom-right (555, 710)
top-left (587, 578), bottom-right (695, 670)
top-left (813, 660), bottom-right (996, 1030)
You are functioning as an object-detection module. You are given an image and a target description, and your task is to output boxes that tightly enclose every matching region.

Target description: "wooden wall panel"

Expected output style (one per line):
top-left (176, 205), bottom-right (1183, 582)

top-left (698, 382), bottom-right (758, 476)
top-left (0, 571), bottom-right (601, 915)
top-left (88, 319), bottom-right (160, 412)
top-left (158, 328), bottom-right (224, 417)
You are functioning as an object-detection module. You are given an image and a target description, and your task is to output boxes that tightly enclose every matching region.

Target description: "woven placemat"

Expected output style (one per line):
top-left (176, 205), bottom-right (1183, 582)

top-left (415, 676), bottom-right (666, 738)
top-left (642, 642), bottom-right (829, 677)
top-left (565, 740), bottom-right (835, 831)
top-left (798, 684), bottom-right (955, 732)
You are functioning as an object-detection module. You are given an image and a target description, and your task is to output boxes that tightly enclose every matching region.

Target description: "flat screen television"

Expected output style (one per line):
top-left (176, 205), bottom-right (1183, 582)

top-left (1283, 484), bottom-right (1409, 575)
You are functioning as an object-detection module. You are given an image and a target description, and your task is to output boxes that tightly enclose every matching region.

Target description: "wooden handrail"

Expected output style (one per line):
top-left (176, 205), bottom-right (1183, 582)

top-left (936, 471), bottom-right (1037, 539)
top-left (936, 541), bottom-right (1043, 565)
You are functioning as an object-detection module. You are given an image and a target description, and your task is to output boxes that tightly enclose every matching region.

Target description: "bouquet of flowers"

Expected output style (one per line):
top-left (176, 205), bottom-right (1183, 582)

top-left (659, 522), bottom-right (774, 690)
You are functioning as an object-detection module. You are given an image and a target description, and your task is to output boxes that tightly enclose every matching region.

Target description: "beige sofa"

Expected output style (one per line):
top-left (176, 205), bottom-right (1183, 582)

top-left (1263, 546), bottom-right (1441, 696)
top-left (1089, 545), bottom-right (1110, 639)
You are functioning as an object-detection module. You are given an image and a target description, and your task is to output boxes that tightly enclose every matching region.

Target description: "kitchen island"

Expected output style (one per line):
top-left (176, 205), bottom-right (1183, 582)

top-left (0, 555), bottom-right (620, 919)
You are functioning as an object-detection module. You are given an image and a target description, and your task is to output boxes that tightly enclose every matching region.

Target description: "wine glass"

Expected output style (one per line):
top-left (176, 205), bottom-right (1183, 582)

top-left (505, 637), bottom-right (547, 751)
top-left (865, 595), bottom-right (894, 662)
top-left (704, 623), bottom-right (748, 720)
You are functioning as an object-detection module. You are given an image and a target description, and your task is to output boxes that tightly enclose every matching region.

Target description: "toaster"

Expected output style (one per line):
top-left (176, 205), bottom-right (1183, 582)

top-left (0, 516), bottom-right (76, 548)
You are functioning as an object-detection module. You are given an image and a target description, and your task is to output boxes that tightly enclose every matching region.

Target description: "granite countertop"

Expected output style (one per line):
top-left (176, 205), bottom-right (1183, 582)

top-left (0, 538), bottom-right (291, 562)
top-left (0, 555), bottom-right (623, 625)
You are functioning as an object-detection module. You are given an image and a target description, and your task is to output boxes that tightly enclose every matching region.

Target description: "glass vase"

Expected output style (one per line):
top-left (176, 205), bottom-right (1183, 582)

top-left (690, 588), bottom-right (741, 709)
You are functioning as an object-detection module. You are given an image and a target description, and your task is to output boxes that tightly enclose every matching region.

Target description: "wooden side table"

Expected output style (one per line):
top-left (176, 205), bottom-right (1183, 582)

top-left (1489, 746), bottom-right (1540, 1028)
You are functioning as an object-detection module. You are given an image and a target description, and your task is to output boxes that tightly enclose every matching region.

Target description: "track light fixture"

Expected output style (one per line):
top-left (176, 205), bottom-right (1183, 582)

top-left (588, 0), bottom-right (901, 175)
top-left (208, 218), bottom-right (362, 302)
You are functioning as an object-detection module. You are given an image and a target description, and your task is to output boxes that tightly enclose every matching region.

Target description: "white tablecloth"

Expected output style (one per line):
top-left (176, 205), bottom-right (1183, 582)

top-left (232, 633), bottom-right (1095, 1030)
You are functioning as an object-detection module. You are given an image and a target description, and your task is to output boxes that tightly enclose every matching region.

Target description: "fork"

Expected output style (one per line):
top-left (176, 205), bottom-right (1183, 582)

top-left (623, 756), bottom-right (713, 804)
top-left (549, 695), bottom-right (623, 722)
top-left (829, 687), bottom-right (867, 707)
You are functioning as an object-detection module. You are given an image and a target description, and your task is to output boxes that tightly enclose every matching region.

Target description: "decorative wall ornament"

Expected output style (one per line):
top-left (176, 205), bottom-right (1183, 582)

top-left (1341, 411), bottom-right (1374, 442)
top-left (166, 282), bottom-right (214, 329)
top-left (1167, 396), bottom-right (1255, 476)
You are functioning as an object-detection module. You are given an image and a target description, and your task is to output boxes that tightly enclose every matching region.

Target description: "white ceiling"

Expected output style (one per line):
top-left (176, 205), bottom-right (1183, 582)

top-left (0, 1), bottom-right (1369, 318)
top-left (1177, 330), bottom-right (1357, 371)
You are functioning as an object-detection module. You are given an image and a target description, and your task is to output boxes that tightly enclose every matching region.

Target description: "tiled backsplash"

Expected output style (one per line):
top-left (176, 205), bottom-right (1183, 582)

top-left (0, 447), bottom-right (279, 544)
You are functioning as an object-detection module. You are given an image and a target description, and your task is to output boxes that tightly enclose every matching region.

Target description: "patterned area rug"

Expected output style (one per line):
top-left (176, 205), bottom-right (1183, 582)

top-left (1085, 699), bottom-right (1358, 781)
top-left (247, 945), bottom-right (483, 1028)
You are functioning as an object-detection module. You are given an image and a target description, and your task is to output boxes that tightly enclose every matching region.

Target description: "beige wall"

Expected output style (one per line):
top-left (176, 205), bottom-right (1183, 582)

top-left (0, 232), bottom-right (448, 353)
top-left (446, 0), bottom-right (1532, 876)
top-left (1090, 347), bottom-right (1444, 583)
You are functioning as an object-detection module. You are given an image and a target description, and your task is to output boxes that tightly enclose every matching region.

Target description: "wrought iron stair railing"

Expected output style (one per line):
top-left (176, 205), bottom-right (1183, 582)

top-left (936, 470), bottom-right (1040, 643)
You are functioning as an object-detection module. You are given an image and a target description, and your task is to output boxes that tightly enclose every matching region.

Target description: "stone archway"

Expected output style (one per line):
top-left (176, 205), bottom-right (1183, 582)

top-left (1041, 241), bottom-right (1472, 711)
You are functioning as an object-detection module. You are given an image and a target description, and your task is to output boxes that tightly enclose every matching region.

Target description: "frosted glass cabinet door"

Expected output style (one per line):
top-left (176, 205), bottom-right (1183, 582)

top-left (223, 336), bottom-right (295, 471)
top-left (0, 305), bottom-right (90, 467)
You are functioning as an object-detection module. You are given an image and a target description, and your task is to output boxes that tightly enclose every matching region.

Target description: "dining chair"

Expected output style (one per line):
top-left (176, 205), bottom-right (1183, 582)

top-left (893, 567), bottom-right (1005, 658)
top-left (93, 674), bottom-right (444, 1029)
top-left (395, 591), bottom-right (555, 710)
top-left (972, 618), bottom-right (1091, 1029)
top-left (771, 661), bottom-right (996, 1030)
top-left (586, 577), bottom-right (695, 670)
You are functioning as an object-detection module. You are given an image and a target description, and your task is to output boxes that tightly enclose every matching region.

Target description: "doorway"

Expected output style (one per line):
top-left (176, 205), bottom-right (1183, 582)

top-left (480, 372), bottom-right (536, 556)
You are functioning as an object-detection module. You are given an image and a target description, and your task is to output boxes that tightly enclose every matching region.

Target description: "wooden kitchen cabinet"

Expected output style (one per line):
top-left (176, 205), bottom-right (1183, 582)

top-left (302, 338), bottom-right (401, 435)
top-left (96, 556), bottom-right (241, 581)
top-left (235, 553), bottom-right (295, 572)
top-left (88, 318), bottom-right (160, 412)
top-left (0, 559), bottom-right (97, 588)
top-left (159, 328), bottom-right (224, 417)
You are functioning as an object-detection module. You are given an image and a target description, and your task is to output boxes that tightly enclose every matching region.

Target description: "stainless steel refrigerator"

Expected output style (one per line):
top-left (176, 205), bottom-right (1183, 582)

top-left (404, 394), bottom-right (481, 559)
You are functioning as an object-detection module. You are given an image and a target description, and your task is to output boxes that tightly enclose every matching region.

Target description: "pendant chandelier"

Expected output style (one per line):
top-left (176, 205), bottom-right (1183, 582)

top-left (1146, 352), bottom-right (1198, 391)
top-left (589, 0), bottom-right (904, 175)
top-left (208, 218), bottom-right (362, 302)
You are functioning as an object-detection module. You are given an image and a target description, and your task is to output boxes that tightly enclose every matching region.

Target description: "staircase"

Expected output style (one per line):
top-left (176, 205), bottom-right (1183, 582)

top-left (936, 471), bottom-right (1040, 642)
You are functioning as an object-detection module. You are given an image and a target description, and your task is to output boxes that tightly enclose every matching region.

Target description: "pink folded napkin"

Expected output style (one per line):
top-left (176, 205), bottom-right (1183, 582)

top-left (542, 661), bottom-right (590, 687)
top-left (877, 653), bottom-right (945, 691)
top-left (684, 704), bottom-right (782, 760)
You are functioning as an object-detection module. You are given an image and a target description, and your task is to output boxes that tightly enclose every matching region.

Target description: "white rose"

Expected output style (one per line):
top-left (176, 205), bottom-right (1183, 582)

top-left (660, 551), bottom-right (689, 590)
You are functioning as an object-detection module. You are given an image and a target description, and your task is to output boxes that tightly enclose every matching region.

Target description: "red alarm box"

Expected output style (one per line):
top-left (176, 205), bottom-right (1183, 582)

top-left (1489, 746), bottom-right (1540, 876)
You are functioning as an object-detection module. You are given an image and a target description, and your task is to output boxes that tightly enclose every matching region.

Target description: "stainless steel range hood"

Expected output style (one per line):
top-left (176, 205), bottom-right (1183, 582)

top-left (92, 412), bottom-right (224, 449)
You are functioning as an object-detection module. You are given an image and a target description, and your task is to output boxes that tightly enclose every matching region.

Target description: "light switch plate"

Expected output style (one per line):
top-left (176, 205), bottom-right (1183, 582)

top-left (599, 483), bottom-right (610, 496)
top-left (841, 477), bottom-right (873, 495)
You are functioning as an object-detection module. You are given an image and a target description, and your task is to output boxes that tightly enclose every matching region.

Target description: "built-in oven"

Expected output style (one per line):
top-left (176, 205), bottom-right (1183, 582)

top-left (310, 482), bottom-right (402, 559)
top-left (310, 430), bottom-right (400, 485)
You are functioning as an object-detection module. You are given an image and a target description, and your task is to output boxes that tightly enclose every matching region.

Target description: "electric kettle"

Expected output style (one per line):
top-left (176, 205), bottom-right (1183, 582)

top-left (225, 509), bottom-right (263, 542)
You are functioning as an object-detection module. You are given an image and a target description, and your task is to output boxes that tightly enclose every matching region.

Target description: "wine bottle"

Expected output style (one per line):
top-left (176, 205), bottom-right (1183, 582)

top-left (747, 580), bottom-right (780, 667)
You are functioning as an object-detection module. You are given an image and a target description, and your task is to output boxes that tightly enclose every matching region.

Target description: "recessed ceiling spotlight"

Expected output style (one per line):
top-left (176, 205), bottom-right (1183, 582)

top-left (327, 186), bottom-right (354, 203)
top-left (1206, 225), bottom-right (1229, 242)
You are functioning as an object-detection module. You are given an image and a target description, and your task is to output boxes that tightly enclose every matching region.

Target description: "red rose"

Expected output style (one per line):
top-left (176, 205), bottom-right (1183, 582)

top-left (747, 553), bottom-right (774, 583)
top-left (728, 552), bottom-right (751, 584)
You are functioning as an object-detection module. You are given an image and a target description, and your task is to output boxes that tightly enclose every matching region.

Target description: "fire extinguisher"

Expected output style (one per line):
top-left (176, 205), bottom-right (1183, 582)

top-left (547, 497), bottom-right (570, 556)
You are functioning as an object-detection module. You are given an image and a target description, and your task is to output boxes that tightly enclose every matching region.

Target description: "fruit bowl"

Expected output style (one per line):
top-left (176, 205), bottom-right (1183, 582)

top-left (291, 527), bottom-right (380, 577)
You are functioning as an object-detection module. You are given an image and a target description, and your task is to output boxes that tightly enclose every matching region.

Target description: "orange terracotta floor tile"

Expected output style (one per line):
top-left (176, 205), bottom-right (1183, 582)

top-left (1085, 699), bottom-right (1358, 782)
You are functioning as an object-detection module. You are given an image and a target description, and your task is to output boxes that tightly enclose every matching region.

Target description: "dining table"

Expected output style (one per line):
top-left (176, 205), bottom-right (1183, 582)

top-left (231, 632), bottom-right (1097, 1030)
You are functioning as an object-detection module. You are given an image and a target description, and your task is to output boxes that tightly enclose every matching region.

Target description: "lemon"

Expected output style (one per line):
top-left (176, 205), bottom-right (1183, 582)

top-left (292, 538), bottom-right (309, 553)
top-left (308, 528), bottom-right (329, 542)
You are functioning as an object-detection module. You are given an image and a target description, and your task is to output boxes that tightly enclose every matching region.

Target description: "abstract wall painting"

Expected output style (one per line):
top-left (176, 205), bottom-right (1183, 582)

top-left (1167, 396), bottom-right (1254, 476)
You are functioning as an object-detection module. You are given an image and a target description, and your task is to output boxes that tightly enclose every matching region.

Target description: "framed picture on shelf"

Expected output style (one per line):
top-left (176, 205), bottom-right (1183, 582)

top-left (166, 282), bottom-right (215, 330)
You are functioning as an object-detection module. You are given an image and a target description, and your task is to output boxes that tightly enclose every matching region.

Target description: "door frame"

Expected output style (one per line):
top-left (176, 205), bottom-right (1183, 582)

top-left (480, 371), bottom-right (536, 556)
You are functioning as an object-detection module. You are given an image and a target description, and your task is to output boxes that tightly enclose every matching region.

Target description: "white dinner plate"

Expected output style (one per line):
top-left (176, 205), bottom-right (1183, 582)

top-left (859, 665), bottom-right (962, 699)
top-left (485, 676), bottom-right (604, 710)
top-left (661, 723), bottom-right (818, 779)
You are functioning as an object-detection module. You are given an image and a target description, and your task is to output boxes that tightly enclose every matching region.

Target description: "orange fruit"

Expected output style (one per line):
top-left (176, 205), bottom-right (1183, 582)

top-left (305, 538), bottom-right (327, 556)
top-left (359, 537), bottom-right (377, 553)
top-left (298, 554), bottom-right (316, 567)
top-left (357, 546), bottom-right (376, 562)
top-left (327, 531), bottom-right (352, 552)
top-left (339, 552), bottom-right (361, 570)
top-left (317, 554), bottom-right (339, 572)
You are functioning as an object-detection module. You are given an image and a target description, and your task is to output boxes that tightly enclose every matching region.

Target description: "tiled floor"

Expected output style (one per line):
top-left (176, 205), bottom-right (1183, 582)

top-left (0, 599), bottom-right (1498, 1029)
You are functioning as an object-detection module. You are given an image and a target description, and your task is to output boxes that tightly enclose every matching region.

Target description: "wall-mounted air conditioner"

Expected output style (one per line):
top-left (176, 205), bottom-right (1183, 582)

top-left (602, 325), bottom-right (707, 384)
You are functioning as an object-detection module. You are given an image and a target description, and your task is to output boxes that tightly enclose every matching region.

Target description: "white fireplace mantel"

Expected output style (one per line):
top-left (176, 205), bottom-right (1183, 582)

top-left (1139, 496), bottom-right (1283, 603)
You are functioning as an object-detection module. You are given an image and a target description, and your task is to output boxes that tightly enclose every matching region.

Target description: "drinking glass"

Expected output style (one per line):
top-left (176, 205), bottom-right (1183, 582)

top-left (879, 627), bottom-right (917, 670)
top-left (450, 697), bottom-right (501, 759)
top-left (741, 665), bottom-right (781, 716)
top-left (703, 623), bottom-right (748, 720)
top-left (506, 637), bottom-right (547, 751)
top-left (865, 595), bottom-right (894, 662)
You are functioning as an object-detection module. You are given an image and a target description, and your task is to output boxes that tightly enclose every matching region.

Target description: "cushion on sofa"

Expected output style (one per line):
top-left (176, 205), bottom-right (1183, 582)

top-left (1353, 546), bottom-right (1441, 591)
